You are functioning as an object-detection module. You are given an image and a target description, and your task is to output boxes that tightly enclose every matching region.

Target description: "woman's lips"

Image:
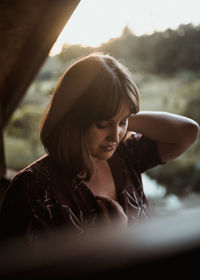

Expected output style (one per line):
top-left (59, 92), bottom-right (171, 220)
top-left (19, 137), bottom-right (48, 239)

top-left (101, 144), bottom-right (117, 152)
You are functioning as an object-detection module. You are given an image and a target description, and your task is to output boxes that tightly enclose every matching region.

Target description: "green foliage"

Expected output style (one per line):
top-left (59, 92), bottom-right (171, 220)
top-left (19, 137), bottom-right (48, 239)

top-left (4, 135), bottom-right (45, 170)
top-left (152, 24), bottom-right (200, 74)
top-left (6, 104), bottom-right (41, 139)
top-left (184, 96), bottom-right (200, 123)
top-left (5, 104), bottom-right (45, 168)
top-left (180, 79), bottom-right (200, 122)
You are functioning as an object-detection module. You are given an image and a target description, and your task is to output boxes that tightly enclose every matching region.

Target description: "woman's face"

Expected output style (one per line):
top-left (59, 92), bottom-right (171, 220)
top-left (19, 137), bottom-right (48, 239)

top-left (86, 100), bottom-right (132, 162)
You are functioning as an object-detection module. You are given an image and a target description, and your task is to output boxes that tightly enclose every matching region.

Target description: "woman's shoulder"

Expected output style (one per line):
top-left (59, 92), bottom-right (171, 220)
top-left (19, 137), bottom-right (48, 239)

top-left (8, 154), bottom-right (52, 191)
top-left (20, 154), bottom-right (51, 175)
top-left (8, 154), bottom-right (73, 197)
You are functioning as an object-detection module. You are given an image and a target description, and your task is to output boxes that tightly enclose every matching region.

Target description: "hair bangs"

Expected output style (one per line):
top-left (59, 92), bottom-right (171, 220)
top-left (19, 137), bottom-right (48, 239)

top-left (75, 70), bottom-right (122, 127)
top-left (95, 77), bottom-right (122, 122)
top-left (122, 81), bottom-right (140, 115)
top-left (94, 74), bottom-right (140, 122)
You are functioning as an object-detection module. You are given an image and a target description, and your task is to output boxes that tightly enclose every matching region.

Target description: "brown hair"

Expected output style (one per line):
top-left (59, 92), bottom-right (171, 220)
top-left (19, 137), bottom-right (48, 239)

top-left (40, 52), bottom-right (140, 181)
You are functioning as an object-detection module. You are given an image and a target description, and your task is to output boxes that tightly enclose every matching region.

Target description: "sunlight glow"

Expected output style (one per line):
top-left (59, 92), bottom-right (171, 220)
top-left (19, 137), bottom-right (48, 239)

top-left (50, 0), bottom-right (200, 56)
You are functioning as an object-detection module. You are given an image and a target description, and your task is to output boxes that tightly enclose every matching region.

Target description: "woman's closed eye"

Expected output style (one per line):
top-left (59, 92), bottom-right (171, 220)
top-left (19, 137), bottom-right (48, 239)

top-left (96, 119), bottom-right (128, 129)
top-left (96, 121), bottom-right (109, 129)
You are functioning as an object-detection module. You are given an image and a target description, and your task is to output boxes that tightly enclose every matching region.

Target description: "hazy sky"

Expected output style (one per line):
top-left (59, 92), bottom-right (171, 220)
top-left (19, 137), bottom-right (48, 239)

top-left (50, 0), bottom-right (200, 56)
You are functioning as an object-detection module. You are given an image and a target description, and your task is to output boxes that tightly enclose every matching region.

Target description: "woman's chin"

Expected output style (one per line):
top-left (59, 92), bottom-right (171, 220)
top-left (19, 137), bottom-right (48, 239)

top-left (92, 151), bottom-right (115, 162)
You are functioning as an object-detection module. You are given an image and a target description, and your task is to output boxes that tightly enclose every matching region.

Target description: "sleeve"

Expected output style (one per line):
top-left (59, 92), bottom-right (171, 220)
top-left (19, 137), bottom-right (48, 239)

top-left (0, 173), bottom-right (33, 242)
top-left (121, 132), bottom-right (165, 174)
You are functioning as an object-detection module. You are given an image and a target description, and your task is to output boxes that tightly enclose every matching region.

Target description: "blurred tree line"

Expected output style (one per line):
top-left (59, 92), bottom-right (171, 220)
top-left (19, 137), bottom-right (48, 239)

top-left (58, 23), bottom-right (200, 76)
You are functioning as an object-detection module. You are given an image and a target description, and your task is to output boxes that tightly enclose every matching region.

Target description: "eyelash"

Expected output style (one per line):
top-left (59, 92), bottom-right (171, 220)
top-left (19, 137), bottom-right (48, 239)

top-left (96, 123), bottom-right (107, 129)
top-left (96, 120), bottom-right (127, 129)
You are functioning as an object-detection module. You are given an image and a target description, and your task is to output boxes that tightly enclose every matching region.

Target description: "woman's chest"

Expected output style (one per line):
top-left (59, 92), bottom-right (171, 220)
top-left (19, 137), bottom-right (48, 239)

top-left (84, 161), bottom-right (117, 200)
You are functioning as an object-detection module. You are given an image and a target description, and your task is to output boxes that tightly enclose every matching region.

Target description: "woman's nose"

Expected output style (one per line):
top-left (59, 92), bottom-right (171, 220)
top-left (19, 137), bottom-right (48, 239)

top-left (108, 126), bottom-right (121, 143)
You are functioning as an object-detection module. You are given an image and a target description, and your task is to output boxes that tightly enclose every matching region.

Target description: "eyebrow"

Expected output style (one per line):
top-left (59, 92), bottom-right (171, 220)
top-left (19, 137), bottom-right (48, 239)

top-left (108, 113), bottom-right (133, 122)
top-left (122, 113), bottom-right (133, 120)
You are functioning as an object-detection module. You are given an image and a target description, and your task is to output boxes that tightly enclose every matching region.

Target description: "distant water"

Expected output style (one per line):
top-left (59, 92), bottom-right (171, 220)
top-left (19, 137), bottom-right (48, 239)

top-left (142, 173), bottom-right (166, 198)
top-left (142, 173), bottom-right (200, 216)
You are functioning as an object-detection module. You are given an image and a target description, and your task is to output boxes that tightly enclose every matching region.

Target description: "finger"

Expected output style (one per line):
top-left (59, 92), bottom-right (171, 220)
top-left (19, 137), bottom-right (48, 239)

top-left (96, 196), bottom-right (127, 219)
top-left (96, 198), bottom-right (128, 229)
top-left (97, 196), bottom-right (123, 214)
top-left (96, 200), bottom-right (111, 224)
top-left (112, 201), bottom-right (128, 221)
top-left (107, 200), bottom-right (128, 228)
top-left (96, 196), bottom-right (118, 217)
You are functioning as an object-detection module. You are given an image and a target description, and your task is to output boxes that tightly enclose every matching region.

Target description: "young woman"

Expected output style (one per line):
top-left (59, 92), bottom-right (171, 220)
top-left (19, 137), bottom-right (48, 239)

top-left (0, 53), bottom-right (199, 243)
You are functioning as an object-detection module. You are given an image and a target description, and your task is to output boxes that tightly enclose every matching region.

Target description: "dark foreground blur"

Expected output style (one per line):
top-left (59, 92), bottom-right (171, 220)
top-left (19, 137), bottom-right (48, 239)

top-left (0, 208), bottom-right (200, 279)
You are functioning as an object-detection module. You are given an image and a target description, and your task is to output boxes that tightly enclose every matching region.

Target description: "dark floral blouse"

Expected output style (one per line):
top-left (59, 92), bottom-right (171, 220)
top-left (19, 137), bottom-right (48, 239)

top-left (0, 133), bottom-right (164, 243)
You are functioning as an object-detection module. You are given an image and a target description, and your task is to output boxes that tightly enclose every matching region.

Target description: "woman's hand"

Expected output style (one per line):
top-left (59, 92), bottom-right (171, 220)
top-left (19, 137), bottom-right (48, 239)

top-left (96, 196), bottom-right (128, 230)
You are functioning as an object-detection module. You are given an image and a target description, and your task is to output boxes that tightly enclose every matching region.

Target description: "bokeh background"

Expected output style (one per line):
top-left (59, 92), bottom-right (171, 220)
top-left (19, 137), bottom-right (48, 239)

top-left (4, 0), bottom-right (200, 217)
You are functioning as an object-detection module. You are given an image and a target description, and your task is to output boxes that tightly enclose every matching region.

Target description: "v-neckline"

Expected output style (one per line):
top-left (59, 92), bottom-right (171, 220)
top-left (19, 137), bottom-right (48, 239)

top-left (76, 152), bottom-right (124, 203)
top-left (107, 152), bottom-right (125, 200)
top-left (76, 157), bottom-right (119, 201)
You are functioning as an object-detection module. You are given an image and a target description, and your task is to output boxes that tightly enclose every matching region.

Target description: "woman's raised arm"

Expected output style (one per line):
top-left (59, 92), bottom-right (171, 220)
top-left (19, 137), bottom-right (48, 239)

top-left (128, 111), bottom-right (199, 162)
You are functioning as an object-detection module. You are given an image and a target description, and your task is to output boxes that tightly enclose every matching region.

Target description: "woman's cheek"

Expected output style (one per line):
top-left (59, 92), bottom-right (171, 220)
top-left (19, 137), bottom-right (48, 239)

top-left (121, 125), bottom-right (128, 141)
top-left (124, 123), bottom-right (128, 135)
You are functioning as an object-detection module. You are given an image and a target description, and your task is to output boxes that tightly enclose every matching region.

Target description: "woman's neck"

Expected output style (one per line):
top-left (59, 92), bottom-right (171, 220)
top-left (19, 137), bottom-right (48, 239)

top-left (81, 160), bottom-right (117, 200)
